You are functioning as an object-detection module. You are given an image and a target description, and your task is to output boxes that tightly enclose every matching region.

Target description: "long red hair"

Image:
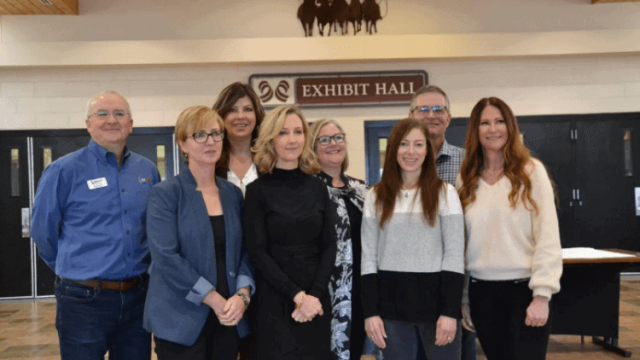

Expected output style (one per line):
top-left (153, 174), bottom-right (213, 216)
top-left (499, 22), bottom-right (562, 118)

top-left (374, 118), bottom-right (443, 228)
top-left (458, 97), bottom-right (538, 214)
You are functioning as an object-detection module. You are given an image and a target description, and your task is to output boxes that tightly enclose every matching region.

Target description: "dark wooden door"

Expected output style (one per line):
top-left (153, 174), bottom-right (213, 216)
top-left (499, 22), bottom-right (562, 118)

top-left (0, 136), bottom-right (32, 298)
top-left (575, 114), bottom-right (640, 252)
top-left (518, 117), bottom-right (576, 248)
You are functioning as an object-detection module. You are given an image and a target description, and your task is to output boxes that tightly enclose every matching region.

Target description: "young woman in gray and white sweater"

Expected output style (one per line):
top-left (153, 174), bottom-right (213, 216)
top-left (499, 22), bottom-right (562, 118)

top-left (361, 118), bottom-right (465, 360)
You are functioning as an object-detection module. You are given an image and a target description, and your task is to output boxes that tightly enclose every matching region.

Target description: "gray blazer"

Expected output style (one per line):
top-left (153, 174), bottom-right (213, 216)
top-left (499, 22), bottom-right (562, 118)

top-left (143, 168), bottom-right (255, 346)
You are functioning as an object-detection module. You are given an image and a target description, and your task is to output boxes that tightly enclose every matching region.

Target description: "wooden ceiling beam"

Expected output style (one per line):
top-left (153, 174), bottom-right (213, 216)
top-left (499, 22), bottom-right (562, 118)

top-left (48, 0), bottom-right (77, 15)
top-left (0, 0), bottom-right (79, 14)
top-left (15, 0), bottom-right (42, 14)
top-left (0, 0), bottom-right (25, 14)
top-left (21, 0), bottom-right (62, 15)
top-left (10, 0), bottom-right (36, 14)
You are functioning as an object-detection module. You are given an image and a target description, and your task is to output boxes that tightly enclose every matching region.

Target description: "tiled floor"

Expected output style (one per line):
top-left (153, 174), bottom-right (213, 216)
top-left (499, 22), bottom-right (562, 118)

top-left (1, 279), bottom-right (640, 360)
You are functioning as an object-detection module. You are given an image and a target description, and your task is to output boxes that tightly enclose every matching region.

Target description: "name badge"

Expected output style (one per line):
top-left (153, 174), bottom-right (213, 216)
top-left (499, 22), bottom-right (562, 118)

top-left (87, 177), bottom-right (108, 190)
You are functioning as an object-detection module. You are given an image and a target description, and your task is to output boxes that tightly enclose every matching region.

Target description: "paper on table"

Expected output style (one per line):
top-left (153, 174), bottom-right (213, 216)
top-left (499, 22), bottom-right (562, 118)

top-left (562, 247), bottom-right (635, 259)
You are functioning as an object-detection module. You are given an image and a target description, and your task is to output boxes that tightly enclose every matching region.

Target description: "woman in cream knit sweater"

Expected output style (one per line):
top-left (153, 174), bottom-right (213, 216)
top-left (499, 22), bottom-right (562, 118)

top-left (456, 97), bottom-right (562, 360)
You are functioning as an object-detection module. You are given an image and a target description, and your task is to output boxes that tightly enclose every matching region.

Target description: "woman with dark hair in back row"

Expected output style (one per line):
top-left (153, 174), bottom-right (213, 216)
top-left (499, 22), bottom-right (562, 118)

top-left (457, 97), bottom-right (562, 360)
top-left (213, 82), bottom-right (265, 195)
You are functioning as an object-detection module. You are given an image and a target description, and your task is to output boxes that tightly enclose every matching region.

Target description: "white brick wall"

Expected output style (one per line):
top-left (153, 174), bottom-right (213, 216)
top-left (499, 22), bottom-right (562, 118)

top-left (2, 57), bottom-right (640, 180)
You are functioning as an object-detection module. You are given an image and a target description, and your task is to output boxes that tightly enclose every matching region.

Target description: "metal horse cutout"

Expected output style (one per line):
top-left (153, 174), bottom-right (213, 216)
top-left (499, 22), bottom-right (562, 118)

top-left (298, 0), bottom-right (388, 37)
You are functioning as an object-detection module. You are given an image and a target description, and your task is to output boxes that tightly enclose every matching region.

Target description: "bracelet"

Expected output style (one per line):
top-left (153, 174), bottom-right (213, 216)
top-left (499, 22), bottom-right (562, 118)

top-left (236, 291), bottom-right (250, 309)
top-left (295, 291), bottom-right (306, 309)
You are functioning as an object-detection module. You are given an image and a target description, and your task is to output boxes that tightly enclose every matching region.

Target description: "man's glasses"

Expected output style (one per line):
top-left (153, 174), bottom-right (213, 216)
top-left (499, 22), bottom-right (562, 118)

top-left (190, 130), bottom-right (224, 143)
top-left (411, 105), bottom-right (448, 116)
top-left (90, 109), bottom-right (130, 119)
top-left (316, 133), bottom-right (346, 145)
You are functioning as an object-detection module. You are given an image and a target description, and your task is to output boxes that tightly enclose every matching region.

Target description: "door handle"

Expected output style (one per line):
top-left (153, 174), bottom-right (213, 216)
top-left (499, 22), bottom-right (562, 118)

top-left (22, 207), bottom-right (30, 238)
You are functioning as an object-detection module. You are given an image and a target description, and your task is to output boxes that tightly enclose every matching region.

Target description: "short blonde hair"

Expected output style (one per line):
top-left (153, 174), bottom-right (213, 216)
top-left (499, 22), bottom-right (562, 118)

top-left (307, 119), bottom-right (349, 173)
top-left (253, 105), bottom-right (320, 175)
top-left (175, 106), bottom-right (224, 160)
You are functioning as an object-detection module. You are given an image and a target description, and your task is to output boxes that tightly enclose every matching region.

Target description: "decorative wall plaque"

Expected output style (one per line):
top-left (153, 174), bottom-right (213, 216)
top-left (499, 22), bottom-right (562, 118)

top-left (249, 71), bottom-right (427, 108)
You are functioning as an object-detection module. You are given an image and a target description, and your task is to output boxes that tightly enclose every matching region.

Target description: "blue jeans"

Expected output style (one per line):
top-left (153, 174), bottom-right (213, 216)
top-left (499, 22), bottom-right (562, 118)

top-left (54, 276), bottom-right (151, 360)
top-left (416, 327), bottom-right (476, 360)
top-left (382, 319), bottom-right (461, 360)
top-left (461, 328), bottom-right (477, 360)
top-left (363, 336), bottom-right (384, 359)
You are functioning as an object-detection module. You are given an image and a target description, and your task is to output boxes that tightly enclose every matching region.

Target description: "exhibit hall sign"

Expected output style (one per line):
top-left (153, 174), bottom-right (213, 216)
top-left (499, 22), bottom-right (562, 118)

top-left (249, 71), bottom-right (428, 108)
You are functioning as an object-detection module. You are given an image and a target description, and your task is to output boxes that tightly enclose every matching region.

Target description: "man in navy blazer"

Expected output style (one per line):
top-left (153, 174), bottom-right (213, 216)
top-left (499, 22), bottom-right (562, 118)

top-left (143, 166), bottom-right (255, 348)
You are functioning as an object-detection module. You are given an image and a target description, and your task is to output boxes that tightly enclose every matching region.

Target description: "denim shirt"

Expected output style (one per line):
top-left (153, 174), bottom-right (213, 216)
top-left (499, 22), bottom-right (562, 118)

top-left (31, 139), bottom-right (161, 280)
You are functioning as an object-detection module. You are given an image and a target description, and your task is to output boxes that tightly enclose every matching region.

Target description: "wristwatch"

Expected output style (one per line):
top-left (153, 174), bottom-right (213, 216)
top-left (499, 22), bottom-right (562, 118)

top-left (237, 291), bottom-right (250, 309)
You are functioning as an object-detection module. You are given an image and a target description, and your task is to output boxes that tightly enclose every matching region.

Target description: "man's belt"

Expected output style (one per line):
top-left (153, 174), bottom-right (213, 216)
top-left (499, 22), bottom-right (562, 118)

top-left (58, 273), bottom-right (148, 292)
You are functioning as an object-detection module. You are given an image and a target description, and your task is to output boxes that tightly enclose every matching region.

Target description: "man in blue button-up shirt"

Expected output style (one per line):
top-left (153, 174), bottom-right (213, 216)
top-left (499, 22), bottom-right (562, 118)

top-left (32, 91), bottom-right (160, 360)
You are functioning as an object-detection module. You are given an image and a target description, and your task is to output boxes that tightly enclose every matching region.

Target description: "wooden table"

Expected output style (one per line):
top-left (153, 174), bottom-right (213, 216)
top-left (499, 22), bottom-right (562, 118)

top-left (551, 249), bottom-right (640, 357)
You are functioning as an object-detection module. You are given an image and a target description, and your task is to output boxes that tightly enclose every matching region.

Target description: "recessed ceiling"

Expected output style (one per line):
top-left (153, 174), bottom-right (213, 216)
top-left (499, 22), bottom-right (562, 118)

top-left (0, 0), bottom-right (78, 15)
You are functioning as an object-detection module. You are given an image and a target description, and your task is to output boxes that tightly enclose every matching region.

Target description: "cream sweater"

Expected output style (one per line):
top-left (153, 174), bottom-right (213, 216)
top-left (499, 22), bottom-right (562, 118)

top-left (457, 158), bottom-right (562, 300)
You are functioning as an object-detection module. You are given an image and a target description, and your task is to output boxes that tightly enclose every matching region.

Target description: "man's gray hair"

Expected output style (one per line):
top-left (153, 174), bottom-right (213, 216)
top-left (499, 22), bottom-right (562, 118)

top-left (410, 85), bottom-right (450, 113)
top-left (86, 90), bottom-right (131, 119)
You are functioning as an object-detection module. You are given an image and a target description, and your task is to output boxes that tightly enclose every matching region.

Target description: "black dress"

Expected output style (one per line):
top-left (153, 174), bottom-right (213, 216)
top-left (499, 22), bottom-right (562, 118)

top-left (243, 168), bottom-right (337, 360)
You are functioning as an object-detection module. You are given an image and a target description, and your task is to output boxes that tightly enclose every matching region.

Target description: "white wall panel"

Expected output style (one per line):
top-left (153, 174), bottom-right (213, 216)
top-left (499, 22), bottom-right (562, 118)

top-left (1, 82), bottom-right (34, 97)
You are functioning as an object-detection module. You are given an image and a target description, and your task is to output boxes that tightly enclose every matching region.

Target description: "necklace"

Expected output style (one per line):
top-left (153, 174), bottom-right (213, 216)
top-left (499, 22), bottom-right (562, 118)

top-left (401, 189), bottom-right (412, 198)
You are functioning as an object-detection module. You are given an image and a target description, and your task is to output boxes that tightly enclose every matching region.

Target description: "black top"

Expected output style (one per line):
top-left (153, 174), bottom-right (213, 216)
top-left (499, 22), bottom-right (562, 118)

top-left (243, 167), bottom-right (337, 300)
top-left (243, 167), bottom-right (336, 359)
top-left (209, 215), bottom-right (229, 298)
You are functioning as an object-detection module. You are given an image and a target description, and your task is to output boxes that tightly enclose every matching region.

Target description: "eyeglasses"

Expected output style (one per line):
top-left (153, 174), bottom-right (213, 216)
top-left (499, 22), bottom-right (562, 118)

top-left (90, 109), bottom-right (130, 119)
top-left (190, 130), bottom-right (224, 143)
top-left (316, 133), bottom-right (346, 145)
top-left (411, 105), bottom-right (448, 116)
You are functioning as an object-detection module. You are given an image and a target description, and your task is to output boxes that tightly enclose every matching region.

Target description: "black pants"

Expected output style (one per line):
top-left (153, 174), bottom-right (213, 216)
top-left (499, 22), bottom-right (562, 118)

top-left (154, 311), bottom-right (238, 360)
top-left (469, 278), bottom-right (551, 360)
top-left (238, 298), bottom-right (258, 360)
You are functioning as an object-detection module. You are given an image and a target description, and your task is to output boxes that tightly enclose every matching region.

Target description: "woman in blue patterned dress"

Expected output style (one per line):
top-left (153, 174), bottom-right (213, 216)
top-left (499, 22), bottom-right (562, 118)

top-left (308, 119), bottom-right (377, 360)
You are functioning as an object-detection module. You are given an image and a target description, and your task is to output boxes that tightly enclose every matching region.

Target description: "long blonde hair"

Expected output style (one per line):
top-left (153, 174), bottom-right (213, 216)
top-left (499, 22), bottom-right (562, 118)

top-left (253, 105), bottom-right (321, 175)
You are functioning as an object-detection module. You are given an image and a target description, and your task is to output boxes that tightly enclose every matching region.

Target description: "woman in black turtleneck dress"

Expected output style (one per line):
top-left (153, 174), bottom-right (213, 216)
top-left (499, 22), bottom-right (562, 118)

top-left (243, 105), bottom-right (336, 360)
